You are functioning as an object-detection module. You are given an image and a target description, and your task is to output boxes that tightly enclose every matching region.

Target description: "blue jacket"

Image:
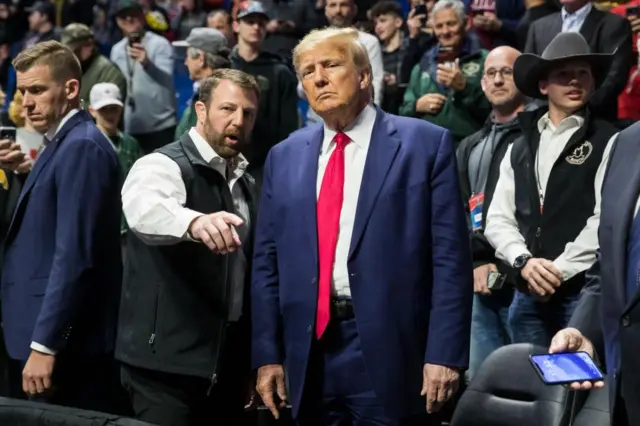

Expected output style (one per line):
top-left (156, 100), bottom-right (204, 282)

top-left (251, 107), bottom-right (473, 418)
top-left (1, 110), bottom-right (122, 361)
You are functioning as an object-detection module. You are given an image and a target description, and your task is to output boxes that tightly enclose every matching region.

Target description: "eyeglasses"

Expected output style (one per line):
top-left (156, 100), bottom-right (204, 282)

top-left (484, 68), bottom-right (514, 79)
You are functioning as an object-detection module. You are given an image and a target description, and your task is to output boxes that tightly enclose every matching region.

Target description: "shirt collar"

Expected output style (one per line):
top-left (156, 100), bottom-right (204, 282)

top-left (537, 112), bottom-right (585, 134)
top-left (322, 103), bottom-right (377, 154)
top-left (188, 127), bottom-right (249, 175)
top-left (561, 2), bottom-right (592, 21)
top-left (44, 108), bottom-right (80, 143)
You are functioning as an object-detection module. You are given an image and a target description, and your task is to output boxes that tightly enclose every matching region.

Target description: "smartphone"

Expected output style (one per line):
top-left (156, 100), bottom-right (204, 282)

top-left (487, 271), bottom-right (506, 290)
top-left (0, 126), bottom-right (17, 141)
top-left (530, 352), bottom-right (604, 385)
top-left (128, 32), bottom-right (142, 46)
top-left (626, 5), bottom-right (640, 16)
top-left (414, 3), bottom-right (428, 16)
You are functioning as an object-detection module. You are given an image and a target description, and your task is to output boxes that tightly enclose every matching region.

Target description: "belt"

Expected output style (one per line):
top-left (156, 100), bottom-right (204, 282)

top-left (330, 298), bottom-right (354, 321)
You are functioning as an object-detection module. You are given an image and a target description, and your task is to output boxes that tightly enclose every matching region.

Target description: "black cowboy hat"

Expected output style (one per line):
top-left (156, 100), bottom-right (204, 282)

top-left (513, 32), bottom-right (614, 99)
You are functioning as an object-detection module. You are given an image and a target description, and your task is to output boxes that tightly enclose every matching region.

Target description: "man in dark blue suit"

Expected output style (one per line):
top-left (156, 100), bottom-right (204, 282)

top-left (549, 121), bottom-right (640, 426)
top-left (0, 41), bottom-right (123, 413)
top-left (252, 27), bottom-right (473, 426)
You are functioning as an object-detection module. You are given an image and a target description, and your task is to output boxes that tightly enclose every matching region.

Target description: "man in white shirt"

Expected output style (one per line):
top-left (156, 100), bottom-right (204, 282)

top-left (484, 32), bottom-right (619, 347)
top-left (117, 69), bottom-right (260, 426)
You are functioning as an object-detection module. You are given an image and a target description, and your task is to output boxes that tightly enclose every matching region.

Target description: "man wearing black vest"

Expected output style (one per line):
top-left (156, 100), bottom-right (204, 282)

top-left (548, 119), bottom-right (640, 426)
top-left (116, 69), bottom-right (260, 426)
top-left (484, 32), bottom-right (618, 348)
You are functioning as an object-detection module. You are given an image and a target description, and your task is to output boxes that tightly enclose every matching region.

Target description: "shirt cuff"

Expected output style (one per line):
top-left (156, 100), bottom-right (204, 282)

top-left (504, 244), bottom-right (532, 267)
top-left (553, 257), bottom-right (575, 282)
top-left (30, 342), bottom-right (57, 356)
top-left (176, 208), bottom-right (203, 242)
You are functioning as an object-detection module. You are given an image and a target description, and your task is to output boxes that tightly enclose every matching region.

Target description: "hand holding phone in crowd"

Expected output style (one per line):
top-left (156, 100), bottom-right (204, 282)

top-left (546, 328), bottom-right (605, 390)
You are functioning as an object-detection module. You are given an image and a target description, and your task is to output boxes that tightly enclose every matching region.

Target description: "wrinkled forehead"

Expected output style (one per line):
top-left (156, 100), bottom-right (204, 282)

top-left (298, 41), bottom-right (351, 68)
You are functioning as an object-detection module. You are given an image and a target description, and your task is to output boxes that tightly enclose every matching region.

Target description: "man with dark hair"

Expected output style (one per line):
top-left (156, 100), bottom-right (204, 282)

top-left (118, 68), bottom-right (260, 426)
top-left (0, 40), bottom-right (123, 413)
top-left (173, 27), bottom-right (231, 138)
top-left (111, 0), bottom-right (177, 154)
top-left (371, 0), bottom-right (408, 114)
top-left (207, 9), bottom-right (236, 47)
top-left (22, 1), bottom-right (60, 49)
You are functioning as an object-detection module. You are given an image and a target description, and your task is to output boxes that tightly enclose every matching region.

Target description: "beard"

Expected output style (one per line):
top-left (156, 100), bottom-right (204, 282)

top-left (203, 119), bottom-right (249, 159)
top-left (328, 15), bottom-right (352, 28)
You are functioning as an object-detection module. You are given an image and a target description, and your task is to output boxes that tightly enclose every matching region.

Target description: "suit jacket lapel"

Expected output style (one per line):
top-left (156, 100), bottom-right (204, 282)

top-left (6, 111), bottom-right (88, 240)
top-left (579, 8), bottom-right (601, 44)
top-left (303, 126), bottom-right (324, 264)
top-left (348, 108), bottom-right (400, 259)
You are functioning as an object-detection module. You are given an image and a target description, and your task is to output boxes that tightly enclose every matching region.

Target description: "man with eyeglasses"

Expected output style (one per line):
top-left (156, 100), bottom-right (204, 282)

top-left (456, 46), bottom-right (530, 381)
top-left (484, 32), bottom-right (619, 348)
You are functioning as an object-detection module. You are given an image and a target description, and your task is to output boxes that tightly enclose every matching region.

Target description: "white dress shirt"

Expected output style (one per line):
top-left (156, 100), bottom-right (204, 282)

top-left (317, 104), bottom-right (376, 297)
top-left (562, 2), bottom-right (593, 33)
top-left (122, 127), bottom-right (250, 320)
top-left (485, 113), bottom-right (610, 282)
top-left (30, 108), bottom-right (81, 356)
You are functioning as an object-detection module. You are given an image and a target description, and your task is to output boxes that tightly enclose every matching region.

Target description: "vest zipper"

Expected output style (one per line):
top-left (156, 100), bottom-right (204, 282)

top-left (148, 284), bottom-right (161, 349)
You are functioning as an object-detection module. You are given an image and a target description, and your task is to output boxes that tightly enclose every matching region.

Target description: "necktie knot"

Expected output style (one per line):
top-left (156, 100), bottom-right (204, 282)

top-left (333, 132), bottom-right (350, 150)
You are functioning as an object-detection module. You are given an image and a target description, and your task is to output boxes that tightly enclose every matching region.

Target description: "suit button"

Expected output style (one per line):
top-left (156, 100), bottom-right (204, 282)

top-left (350, 273), bottom-right (356, 278)
top-left (621, 316), bottom-right (631, 327)
top-left (306, 325), bottom-right (312, 333)
top-left (311, 277), bottom-right (317, 284)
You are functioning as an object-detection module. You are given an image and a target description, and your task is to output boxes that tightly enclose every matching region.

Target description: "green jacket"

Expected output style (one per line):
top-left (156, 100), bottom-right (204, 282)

top-left (400, 49), bottom-right (491, 143)
top-left (80, 53), bottom-right (128, 108)
top-left (175, 99), bottom-right (197, 139)
top-left (106, 131), bottom-right (144, 234)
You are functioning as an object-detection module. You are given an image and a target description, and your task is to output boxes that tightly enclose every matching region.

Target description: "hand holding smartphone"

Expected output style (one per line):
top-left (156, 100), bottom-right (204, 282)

top-left (530, 352), bottom-right (604, 386)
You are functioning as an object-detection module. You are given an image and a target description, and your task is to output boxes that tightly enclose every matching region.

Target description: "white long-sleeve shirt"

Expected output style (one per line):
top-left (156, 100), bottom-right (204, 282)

top-left (485, 114), bottom-right (613, 281)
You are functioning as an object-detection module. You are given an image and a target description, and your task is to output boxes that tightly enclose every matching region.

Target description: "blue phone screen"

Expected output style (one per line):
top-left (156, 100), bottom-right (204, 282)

top-left (531, 352), bottom-right (603, 384)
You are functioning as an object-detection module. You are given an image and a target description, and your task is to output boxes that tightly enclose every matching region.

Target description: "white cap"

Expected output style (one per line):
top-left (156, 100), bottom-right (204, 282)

top-left (90, 82), bottom-right (124, 110)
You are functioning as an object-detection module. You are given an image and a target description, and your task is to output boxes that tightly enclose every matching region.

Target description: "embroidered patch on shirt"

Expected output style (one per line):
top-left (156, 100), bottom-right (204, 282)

top-left (566, 141), bottom-right (593, 165)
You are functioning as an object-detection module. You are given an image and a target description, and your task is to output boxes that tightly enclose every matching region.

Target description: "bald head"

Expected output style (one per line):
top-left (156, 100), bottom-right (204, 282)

top-left (482, 46), bottom-right (525, 112)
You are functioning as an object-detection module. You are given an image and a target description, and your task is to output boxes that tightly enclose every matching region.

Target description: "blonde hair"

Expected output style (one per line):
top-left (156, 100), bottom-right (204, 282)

top-left (12, 40), bottom-right (81, 83)
top-left (292, 27), bottom-right (372, 78)
top-left (8, 91), bottom-right (25, 128)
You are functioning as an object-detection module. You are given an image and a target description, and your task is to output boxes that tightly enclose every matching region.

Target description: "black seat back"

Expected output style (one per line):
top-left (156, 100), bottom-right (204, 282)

top-left (572, 387), bottom-right (610, 426)
top-left (450, 343), bottom-right (571, 426)
top-left (0, 397), bottom-right (155, 426)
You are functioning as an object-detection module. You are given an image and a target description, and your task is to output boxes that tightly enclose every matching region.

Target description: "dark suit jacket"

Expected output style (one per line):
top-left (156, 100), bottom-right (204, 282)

top-left (251, 107), bottom-right (473, 419)
top-left (524, 7), bottom-right (633, 121)
top-left (1, 110), bottom-right (123, 361)
top-left (569, 122), bottom-right (640, 423)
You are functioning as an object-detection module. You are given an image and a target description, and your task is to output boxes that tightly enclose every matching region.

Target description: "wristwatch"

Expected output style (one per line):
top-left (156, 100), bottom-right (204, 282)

top-left (513, 254), bottom-right (532, 270)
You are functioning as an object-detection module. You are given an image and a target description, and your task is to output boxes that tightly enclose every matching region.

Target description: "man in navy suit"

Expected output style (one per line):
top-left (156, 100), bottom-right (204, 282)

top-left (252, 27), bottom-right (473, 426)
top-left (0, 41), bottom-right (123, 413)
top-left (549, 120), bottom-right (640, 426)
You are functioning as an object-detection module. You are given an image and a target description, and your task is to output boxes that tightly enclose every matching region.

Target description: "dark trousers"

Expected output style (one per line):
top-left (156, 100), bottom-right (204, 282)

top-left (26, 354), bottom-right (130, 415)
top-left (296, 318), bottom-right (441, 426)
top-left (120, 323), bottom-right (251, 426)
top-left (508, 290), bottom-right (580, 347)
top-left (132, 125), bottom-right (177, 155)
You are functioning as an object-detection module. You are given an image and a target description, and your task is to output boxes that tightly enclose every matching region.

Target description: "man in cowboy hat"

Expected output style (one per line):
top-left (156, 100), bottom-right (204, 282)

top-left (484, 32), bottom-right (619, 348)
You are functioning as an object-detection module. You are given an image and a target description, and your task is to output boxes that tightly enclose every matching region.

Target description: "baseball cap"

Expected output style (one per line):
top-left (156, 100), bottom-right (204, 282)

top-left (90, 83), bottom-right (124, 110)
top-left (61, 23), bottom-right (94, 50)
top-left (26, 1), bottom-right (55, 23)
top-left (114, 0), bottom-right (143, 17)
top-left (172, 28), bottom-right (228, 55)
top-left (237, 1), bottom-right (269, 20)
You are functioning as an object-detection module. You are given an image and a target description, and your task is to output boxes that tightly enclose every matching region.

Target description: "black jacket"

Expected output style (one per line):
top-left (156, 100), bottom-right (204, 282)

top-left (230, 49), bottom-right (299, 173)
top-left (115, 134), bottom-right (258, 381)
top-left (457, 112), bottom-right (524, 285)
top-left (524, 8), bottom-right (633, 122)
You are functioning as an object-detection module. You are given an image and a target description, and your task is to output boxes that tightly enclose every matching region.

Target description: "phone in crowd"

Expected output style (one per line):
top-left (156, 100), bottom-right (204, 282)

top-left (128, 32), bottom-right (142, 46)
top-left (529, 352), bottom-right (604, 385)
top-left (487, 271), bottom-right (506, 290)
top-left (414, 3), bottom-right (428, 16)
top-left (626, 5), bottom-right (640, 16)
top-left (0, 126), bottom-right (17, 141)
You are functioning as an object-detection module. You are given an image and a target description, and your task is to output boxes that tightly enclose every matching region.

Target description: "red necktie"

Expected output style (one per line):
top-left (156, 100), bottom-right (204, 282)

top-left (316, 131), bottom-right (350, 338)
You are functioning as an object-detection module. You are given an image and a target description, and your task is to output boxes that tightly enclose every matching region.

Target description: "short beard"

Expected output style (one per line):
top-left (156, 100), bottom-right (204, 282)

top-left (203, 118), bottom-right (244, 159)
